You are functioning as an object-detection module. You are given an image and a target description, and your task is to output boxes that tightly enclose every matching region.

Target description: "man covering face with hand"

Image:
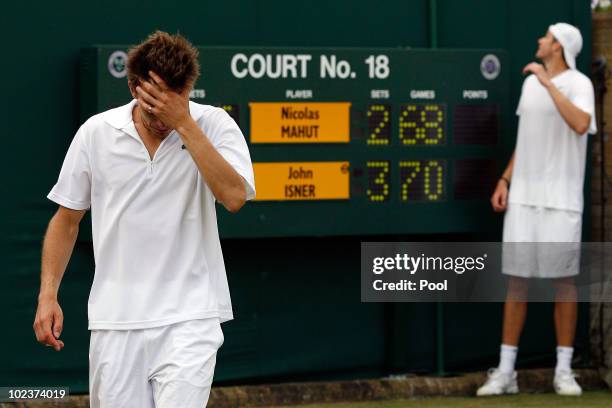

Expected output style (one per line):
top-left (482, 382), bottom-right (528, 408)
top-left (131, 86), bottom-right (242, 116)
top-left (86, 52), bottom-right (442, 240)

top-left (33, 31), bottom-right (255, 408)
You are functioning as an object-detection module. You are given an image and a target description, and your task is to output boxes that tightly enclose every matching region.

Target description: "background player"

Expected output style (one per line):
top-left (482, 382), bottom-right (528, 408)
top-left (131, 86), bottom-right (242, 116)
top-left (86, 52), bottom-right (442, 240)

top-left (479, 22), bottom-right (597, 397)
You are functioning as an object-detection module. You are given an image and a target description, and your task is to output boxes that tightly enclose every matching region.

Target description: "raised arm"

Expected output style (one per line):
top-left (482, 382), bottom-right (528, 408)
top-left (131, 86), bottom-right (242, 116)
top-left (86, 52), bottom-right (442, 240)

top-left (136, 71), bottom-right (247, 213)
top-left (175, 120), bottom-right (247, 213)
top-left (523, 63), bottom-right (591, 135)
top-left (33, 206), bottom-right (86, 351)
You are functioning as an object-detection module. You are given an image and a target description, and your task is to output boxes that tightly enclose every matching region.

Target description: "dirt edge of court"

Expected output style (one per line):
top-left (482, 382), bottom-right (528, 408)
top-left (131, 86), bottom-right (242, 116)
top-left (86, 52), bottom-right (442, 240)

top-left (2, 368), bottom-right (608, 407)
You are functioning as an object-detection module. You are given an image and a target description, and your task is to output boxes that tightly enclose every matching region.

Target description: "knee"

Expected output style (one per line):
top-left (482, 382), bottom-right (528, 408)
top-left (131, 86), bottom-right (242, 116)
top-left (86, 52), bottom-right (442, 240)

top-left (507, 277), bottom-right (529, 301)
top-left (554, 277), bottom-right (577, 301)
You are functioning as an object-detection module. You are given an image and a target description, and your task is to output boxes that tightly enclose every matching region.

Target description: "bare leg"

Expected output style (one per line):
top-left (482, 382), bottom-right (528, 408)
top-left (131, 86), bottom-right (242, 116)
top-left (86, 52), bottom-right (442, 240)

top-left (553, 277), bottom-right (577, 347)
top-left (476, 279), bottom-right (527, 395)
top-left (502, 277), bottom-right (530, 346)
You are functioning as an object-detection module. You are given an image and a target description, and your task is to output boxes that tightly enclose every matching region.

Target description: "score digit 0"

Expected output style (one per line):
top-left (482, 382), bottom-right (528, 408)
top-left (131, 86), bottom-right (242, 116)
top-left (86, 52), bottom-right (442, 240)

top-left (399, 160), bottom-right (446, 202)
top-left (399, 104), bottom-right (446, 146)
top-left (367, 104), bottom-right (391, 145)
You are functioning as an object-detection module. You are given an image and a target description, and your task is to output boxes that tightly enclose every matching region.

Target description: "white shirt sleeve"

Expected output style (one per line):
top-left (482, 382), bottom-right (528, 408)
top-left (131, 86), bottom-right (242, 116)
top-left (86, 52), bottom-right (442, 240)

top-left (210, 116), bottom-right (256, 201)
top-left (515, 76), bottom-right (530, 116)
top-left (47, 126), bottom-right (92, 210)
top-left (570, 77), bottom-right (597, 135)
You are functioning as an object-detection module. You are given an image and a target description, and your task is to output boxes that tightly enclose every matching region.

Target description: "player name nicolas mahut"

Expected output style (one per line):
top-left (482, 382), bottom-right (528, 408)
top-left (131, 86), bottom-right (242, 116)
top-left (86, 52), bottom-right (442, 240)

top-left (373, 279), bottom-right (448, 291)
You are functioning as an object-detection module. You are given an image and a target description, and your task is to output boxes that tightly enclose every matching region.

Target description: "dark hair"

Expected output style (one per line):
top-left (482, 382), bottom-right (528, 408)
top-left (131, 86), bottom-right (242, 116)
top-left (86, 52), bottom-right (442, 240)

top-left (127, 31), bottom-right (200, 92)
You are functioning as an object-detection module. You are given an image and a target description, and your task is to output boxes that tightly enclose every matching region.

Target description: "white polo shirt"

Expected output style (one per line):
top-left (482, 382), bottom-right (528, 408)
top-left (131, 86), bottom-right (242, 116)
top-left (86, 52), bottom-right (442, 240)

top-left (48, 99), bottom-right (255, 330)
top-left (508, 70), bottom-right (596, 213)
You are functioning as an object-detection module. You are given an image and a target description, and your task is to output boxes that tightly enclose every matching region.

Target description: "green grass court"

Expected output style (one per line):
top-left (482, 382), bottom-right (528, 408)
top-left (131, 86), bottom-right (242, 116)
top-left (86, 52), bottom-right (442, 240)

top-left (265, 391), bottom-right (611, 408)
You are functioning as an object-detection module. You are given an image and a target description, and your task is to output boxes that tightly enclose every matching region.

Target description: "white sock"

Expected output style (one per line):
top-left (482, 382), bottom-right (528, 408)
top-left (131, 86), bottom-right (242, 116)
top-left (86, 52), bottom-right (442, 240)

top-left (555, 346), bottom-right (574, 375)
top-left (498, 344), bottom-right (518, 373)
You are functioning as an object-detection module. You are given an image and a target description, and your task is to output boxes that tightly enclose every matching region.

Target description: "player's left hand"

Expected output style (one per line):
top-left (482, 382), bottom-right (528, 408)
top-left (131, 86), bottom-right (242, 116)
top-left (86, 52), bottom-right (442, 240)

top-left (522, 62), bottom-right (552, 88)
top-left (136, 70), bottom-right (193, 129)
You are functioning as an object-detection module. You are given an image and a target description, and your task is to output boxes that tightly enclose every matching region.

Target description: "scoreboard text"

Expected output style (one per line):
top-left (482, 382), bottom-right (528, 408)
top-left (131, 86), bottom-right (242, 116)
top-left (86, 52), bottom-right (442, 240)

top-left (82, 47), bottom-right (511, 237)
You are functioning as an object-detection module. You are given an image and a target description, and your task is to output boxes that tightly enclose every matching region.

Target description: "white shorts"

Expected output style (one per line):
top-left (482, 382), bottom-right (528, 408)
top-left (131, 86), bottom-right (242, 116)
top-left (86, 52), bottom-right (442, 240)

top-left (89, 318), bottom-right (224, 408)
top-left (502, 203), bottom-right (582, 278)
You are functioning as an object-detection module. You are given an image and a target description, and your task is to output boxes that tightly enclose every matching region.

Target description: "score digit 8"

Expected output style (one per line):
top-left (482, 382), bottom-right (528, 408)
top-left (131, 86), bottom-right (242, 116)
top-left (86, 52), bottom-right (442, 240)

top-left (399, 104), bottom-right (446, 145)
top-left (367, 104), bottom-right (391, 145)
top-left (366, 161), bottom-right (390, 202)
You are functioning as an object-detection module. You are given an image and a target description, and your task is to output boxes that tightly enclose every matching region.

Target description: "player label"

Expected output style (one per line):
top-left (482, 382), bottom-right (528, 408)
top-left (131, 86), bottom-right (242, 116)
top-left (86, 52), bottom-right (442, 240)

top-left (249, 102), bottom-right (351, 143)
top-left (253, 162), bottom-right (350, 201)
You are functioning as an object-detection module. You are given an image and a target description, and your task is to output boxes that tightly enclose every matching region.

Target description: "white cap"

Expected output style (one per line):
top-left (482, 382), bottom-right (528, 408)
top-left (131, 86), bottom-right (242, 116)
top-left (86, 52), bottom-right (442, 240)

top-left (549, 23), bottom-right (583, 70)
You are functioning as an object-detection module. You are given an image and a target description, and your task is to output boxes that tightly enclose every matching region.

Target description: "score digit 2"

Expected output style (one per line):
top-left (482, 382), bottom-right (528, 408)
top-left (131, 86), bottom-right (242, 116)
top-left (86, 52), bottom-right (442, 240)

top-left (366, 104), bottom-right (391, 145)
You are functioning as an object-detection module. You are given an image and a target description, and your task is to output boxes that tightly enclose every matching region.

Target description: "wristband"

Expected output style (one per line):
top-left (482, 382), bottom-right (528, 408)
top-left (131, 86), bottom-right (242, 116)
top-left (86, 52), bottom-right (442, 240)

top-left (500, 177), bottom-right (510, 187)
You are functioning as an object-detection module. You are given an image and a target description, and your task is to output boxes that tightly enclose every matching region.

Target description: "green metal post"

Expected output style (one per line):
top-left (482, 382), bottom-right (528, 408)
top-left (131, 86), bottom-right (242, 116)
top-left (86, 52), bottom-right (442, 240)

top-left (429, 0), bottom-right (438, 49)
top-left (429, 0), bottom-right (445, 376)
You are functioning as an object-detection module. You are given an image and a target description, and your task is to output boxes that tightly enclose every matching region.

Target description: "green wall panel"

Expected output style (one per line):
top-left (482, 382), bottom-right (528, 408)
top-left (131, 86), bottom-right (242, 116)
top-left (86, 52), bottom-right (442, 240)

top-left (0, 0), bottom-right (593, 393)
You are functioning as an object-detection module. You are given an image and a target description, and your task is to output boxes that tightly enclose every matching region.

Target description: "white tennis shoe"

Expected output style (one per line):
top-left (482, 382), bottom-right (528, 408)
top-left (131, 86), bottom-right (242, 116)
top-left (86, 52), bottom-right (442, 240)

top-left (476, 368), bottom-right (519, 396)
top-left (553, 370), bottom-right (582, 396)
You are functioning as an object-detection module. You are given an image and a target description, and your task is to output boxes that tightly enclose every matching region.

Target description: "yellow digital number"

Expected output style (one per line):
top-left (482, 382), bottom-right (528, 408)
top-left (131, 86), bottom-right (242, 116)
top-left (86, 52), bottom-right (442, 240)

top-left (399, 160), bottom-right (444, 201)
top-left (399, 104), bottom-right (445, 146)
top-left (366, 161), bottom-right (390, 202)
top-left (423, 160), bottom-right (444, 200)
top-left (367, 105), bottom-right (391, 145)
top-left (399, 161), bottom-right (421, 201)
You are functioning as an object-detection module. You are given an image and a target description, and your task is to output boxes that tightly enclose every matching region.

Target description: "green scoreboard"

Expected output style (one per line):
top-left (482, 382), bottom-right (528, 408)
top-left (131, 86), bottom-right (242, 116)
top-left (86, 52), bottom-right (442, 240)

top-left (81, 47), bottom-right (511, 238)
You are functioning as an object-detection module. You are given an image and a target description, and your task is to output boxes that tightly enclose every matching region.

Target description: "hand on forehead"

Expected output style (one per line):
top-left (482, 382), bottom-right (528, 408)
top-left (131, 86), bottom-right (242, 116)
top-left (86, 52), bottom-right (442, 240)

top-left (144, 71), bottom-right (190, 96)
top-left (142, 71), bottom-right (166, 90)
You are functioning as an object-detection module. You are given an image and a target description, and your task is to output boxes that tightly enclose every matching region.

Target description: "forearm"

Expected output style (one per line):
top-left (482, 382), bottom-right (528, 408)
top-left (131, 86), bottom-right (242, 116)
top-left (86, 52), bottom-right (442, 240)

top-left (502, 151), bottom-right (515, 182)
top-left (546, 84), bottom-right (590, 135)
top-left (177, 119), bottom-right (246, 212)
top-left (39, 215), bottom-right (79, 301)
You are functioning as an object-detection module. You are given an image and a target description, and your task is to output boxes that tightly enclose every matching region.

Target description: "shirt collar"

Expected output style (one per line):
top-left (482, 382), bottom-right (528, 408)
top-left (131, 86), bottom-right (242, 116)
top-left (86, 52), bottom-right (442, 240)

top-left (104, 99), bottom-right (207, 130)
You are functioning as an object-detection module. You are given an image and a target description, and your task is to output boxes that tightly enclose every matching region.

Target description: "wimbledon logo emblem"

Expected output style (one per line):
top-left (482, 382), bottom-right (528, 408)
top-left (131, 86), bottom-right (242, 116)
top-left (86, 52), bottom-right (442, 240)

top-left (108, 50), bottom-right (128, 79)
top-left (480, 54), bottom-right (501, 80)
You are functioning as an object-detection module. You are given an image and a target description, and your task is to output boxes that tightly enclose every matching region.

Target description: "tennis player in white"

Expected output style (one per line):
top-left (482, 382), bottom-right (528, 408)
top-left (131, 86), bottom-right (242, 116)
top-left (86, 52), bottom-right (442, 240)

top-left (478, 23), bottom-right (596, 397)
top-left (33, 31), bottom-right (255, 407)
